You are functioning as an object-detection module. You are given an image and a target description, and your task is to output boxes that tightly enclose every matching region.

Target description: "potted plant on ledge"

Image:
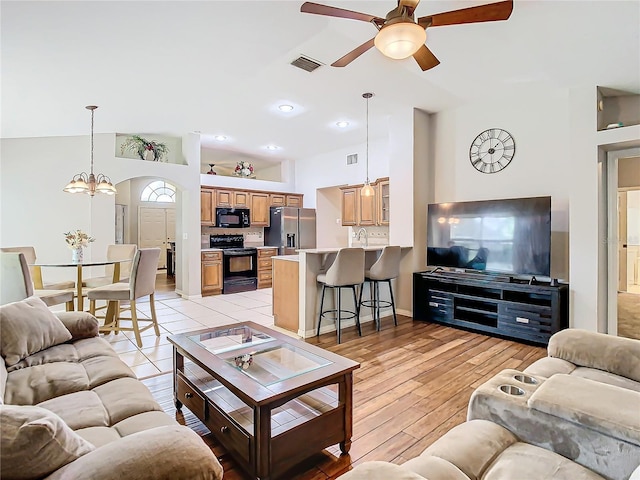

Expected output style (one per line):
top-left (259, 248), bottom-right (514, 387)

top-left (120, 135), bottom-right (169, 162)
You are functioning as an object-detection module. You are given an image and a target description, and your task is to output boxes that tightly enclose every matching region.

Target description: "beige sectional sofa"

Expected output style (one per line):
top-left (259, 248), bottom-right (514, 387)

top-left (340, 329), bottom-right (640, 480)
top-left (0, 296), bottom-right (223, 480)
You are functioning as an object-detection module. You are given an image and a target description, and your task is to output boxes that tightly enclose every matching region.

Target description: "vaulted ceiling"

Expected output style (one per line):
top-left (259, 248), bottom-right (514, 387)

top-left (2, 1), bottom-right (639, 166)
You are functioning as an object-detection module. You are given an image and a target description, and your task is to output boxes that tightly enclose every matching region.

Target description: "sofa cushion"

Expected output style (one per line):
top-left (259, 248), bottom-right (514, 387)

top-left (527, 374), bottom-right (640, 446)
top-left (334, 461), bottom-right (429, 480)
top-left (483, 442), bottom-right (604, 480)
top-left (0, 296), bottom-right (72, 366)
top-left (0, 404), bottom-right (95, 480)
top-left (4, 337), bottom-right (135, 405)
top-left (415, 419), bottom-right (518, 479)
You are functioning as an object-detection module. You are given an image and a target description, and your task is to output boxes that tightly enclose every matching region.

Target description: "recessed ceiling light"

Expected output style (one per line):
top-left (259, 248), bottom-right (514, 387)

top-left (266, 145), bottom-right (279, 151)
top-left (336, 121), bottom-right (349, 128)
top-left (278, 104), bottom-right (294, 112)
top-left (214, 135), bottom-right (227, 141)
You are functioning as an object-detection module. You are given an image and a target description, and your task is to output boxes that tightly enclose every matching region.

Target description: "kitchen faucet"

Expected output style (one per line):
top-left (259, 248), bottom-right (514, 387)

top-left (355, 227), bottom-right (368, 248)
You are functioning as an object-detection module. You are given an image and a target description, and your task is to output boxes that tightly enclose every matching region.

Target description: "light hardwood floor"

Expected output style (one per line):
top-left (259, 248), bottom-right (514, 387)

top-left (143, 316), bottom-right (546, 480)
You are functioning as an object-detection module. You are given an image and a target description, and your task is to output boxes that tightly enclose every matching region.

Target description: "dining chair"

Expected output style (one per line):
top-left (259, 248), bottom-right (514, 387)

top-left (0, 252), bottom-right (74, 310)
top-left (0, 246), bottom-right (75, 290)
top-left (87, 248), bottom-right (161, 347)
top-left (83, 244), bottom-right (137, 288)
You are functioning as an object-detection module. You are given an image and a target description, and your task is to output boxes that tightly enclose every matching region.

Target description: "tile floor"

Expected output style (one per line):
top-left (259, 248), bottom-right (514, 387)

top-left (100, 288), bottom-right (276, 379)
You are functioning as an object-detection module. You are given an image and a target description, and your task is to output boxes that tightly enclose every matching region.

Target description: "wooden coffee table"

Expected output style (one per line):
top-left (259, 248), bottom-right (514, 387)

top-left (168, 322), bottom-right (360, 480)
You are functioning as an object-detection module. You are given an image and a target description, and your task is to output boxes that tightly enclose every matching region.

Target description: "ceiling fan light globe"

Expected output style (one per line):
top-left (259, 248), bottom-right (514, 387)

top-left (374, 22), bottom-right (426, 59)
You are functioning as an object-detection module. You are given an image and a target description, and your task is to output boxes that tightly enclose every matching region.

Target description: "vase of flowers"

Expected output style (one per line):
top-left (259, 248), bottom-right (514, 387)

top-left (234, 161), bottom-right (255, 178)
top-left (120, 135), bottom-right (169, 162)
top-left (64, 230), bottom-right (95, 263)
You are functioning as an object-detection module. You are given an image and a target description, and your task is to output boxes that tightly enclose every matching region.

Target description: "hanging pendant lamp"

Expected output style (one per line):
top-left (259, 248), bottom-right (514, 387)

top-left (63, 106), bottom-right (117, 197)
top-left (361, 92), bottom-right (375, 197)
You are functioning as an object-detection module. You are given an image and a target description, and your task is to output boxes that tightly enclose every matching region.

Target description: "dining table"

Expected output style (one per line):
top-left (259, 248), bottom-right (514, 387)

top-left (31, 257), bottom-right (132, 312)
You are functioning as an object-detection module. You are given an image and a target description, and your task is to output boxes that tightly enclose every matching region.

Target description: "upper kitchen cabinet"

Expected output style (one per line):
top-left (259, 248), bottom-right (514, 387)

top-left (286, 194), bottom-right (303, 207)
top-left (201, 188), bottom-right (216, 226)
top-left (358, 187), bottom-right (377, 226)
top-left (270, 194), bottom-right (286, 207)
top-left (341, 187), bottom-right (359, 226)
top-left (250, 193), bottom-right (270, 227)
top-left (377, 178), bottom-right (389, 226)
top-left (340, 178), bottom-right (388, 227)
top-left (216, 190), bottom-right (233, 207)
top-left (233, 191), bottom-right (249, 207)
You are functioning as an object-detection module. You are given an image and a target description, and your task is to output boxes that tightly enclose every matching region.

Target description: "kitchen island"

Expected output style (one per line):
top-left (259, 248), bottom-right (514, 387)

top-left (272, 247), bottom-right (404, 338)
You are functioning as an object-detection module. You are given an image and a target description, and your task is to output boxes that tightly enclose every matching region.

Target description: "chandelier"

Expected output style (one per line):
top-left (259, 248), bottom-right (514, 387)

top-left (63, 106), bottom-right (117, 196)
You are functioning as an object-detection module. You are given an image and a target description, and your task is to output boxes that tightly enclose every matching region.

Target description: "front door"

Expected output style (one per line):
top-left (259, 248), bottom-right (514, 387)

top-left (139, 207), bottom-right (174, 268)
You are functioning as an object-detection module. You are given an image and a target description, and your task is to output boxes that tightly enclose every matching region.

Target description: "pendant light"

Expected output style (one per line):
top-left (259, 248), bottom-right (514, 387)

top-left (361, 92), bottom-right (375, 197)
top-left (63, 106), bottom-right (117, 196)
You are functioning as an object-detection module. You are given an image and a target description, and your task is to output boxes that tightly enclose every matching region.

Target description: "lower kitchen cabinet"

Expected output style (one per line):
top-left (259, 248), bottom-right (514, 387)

top-left (257, 248), bottom-right (277, 289)
top-left (201, 251), bottom-right (222, 296)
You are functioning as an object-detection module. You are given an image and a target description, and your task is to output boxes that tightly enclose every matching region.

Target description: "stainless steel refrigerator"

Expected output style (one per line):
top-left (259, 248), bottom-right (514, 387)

top-left (264, 207), bottom-right (316, 255)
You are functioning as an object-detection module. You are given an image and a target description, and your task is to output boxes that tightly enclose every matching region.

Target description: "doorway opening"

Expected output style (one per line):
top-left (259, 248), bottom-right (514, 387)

top-left (607, 152), bottom-right (640, 340)
top-left (115, 177), bottom-right (180, 299)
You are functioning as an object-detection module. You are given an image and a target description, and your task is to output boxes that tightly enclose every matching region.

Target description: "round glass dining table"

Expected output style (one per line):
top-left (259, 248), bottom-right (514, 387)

top-left (31, 258), bottom-right (132, 312)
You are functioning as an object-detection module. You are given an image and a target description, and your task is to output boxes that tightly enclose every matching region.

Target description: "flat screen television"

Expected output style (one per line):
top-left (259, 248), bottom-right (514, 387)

top-left (427, 196), bottom-right (551, 277)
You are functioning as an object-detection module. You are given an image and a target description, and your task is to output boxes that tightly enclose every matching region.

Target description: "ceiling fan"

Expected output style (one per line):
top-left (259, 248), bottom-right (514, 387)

top-left (300, 0), bottom-right (513, 71)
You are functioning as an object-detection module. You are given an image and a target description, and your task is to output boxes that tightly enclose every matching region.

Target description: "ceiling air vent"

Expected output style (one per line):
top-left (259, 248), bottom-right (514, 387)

top-left (346, 153), bottom-right (358, 165)
top-left (291, 55), bottom-right (323, 72)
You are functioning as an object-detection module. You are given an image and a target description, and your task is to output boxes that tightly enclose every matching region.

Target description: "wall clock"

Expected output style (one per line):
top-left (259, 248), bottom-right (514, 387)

top-left (469, 128), bottom-right (515, 174)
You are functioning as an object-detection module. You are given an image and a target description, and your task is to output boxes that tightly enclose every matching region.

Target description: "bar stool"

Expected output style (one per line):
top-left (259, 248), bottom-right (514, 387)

top-left (316, 248), bottom-right (365, 344)
top-left (358, 246), bottom-right (401, 331)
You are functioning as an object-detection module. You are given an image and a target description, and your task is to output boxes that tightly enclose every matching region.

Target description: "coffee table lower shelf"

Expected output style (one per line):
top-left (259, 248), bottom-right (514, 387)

top-left (174, 359), bottom-right (353, 480)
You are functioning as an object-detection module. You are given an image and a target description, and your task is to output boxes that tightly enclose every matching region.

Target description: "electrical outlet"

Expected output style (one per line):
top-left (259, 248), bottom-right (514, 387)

top-left (182, 233), bottom-right (188, 240)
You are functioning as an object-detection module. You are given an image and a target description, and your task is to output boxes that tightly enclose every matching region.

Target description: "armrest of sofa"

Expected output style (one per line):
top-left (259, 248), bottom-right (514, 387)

top-left (44, 425), bottom-right (223, 480)
top-left (55, 311), bottom-right (99, 341)
top-left (548, 329), bottom-right (640, 383)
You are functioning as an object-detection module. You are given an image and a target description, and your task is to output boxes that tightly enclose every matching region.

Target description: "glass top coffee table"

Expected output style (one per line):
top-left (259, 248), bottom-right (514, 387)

top-left (168, 322), bottom-right (360, 480)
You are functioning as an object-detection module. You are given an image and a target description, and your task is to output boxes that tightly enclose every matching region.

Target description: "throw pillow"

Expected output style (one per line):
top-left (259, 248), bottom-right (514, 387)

top-left (0, 404), bottom-right (95, 480)
top-left (0, 296), bottom-right (72, 366)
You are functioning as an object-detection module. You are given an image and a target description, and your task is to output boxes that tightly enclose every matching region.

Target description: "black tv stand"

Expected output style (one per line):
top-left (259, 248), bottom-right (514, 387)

top-left (413, 271), bottom-right (568, 345)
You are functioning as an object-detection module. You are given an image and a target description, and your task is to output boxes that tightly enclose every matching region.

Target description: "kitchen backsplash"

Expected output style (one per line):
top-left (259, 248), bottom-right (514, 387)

top-left (347, 226), bottom-right (390, 247)
top-left (201, 227), bottom-right (264, 248)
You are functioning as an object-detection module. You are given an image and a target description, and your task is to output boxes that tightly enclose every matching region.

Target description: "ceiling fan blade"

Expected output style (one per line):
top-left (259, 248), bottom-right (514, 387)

top-left (418, 0), bottom-right (513, 28)
top-left (399, 0), bottom-right (421, 16)
top-left (331, 38), bottom-right (376, 67)
top-left (413, 45), bottom-right (440, 71)
top-left (300, 2), bottom-right (382, 23)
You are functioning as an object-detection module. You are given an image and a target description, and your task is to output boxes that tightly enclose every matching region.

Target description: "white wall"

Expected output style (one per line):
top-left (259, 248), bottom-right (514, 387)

top-left (316, 187), bottom-right (348, 248)
top-left (295, 137), bottom-right (390, 209)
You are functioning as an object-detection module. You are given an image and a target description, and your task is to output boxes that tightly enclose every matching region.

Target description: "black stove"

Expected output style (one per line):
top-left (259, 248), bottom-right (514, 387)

top-left (210, 235), bottom-right (258, 293)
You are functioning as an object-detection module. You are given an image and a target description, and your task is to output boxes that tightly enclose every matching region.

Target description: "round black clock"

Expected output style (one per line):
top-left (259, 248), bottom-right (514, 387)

top-left (469, 128), bottom-right (515, 174)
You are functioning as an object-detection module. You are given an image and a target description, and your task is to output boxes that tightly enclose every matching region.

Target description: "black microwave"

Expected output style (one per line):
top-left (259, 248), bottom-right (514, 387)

top-left (216, 208), bottom-right (250, 228)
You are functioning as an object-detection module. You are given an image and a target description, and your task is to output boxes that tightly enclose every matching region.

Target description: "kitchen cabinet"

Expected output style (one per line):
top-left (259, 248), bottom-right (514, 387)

top-left (257, 248), bottom-right (277, 289)
top-left (201, 251), bottom-right (222, 296)
top-left (286, 194), bottom-right (302, 207)
top-left (270, 194), bottom-right (286, 207)
top-left (250, 193), bottom-right (270, 227)
top-left (378, 178), bottom-right (390, 226)
top-left (200, 186), bottom-right (304, 224)
top-left (358, 186), bottom-right (377, 226)
top-left (200, 188), bottom-right (216, 226)
top-left (216, 190), bottom-right (233, 208)
top-left (340, 178), bottom-right (388, 227)
top-left (341, 187), bottom-right (358, 226)
top-left (233, 191), bottom-right (249, 207)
